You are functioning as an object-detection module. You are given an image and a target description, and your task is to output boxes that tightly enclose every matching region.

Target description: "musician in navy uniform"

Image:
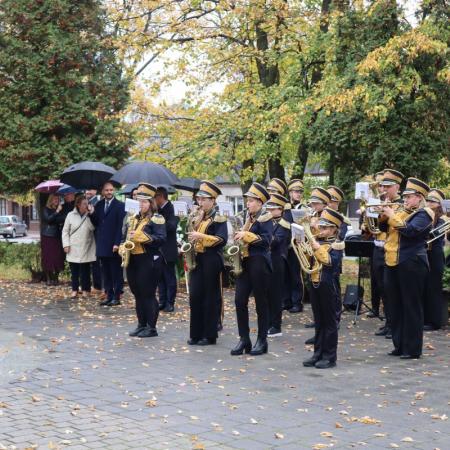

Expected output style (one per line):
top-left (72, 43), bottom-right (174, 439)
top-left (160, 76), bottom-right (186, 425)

top-left (285, 179), bottom-right (307, 313)
top-left (424, 189), bottom-right (448, 331)
top-left (380, 178), bottom-right (433, 359)
top-left (303, 208), bottom-right (344, 369)
top-left (304, 187), bottom-right (332, 343)
top-left (374, 169), bottom-right (404, 338)
top-left (266, 193), bottom-right (291, 337)
top-left (231, 183), bottom-right (273, 356)
top-left (326, 186), bottom-right (350, 321)
top-left (123, 184), bottom-right (167, 338)
top-left (186, 181), bottom-right (228, 346)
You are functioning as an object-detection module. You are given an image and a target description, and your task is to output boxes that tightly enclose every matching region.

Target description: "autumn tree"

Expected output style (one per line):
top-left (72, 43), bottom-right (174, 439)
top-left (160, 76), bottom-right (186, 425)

top-left (0, 0), bottom-right (132, 194)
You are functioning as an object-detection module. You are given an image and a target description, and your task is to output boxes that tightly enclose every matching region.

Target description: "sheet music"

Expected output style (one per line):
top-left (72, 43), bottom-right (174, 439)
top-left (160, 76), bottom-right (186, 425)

top-left (355, 182), bottom-right (370, 200)
top-left (125, 198), bottom-right (140, 214)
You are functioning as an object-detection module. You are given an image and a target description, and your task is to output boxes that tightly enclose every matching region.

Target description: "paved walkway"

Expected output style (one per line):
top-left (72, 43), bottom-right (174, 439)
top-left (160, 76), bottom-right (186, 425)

top-left (0, 280), bottom-right (448, 449)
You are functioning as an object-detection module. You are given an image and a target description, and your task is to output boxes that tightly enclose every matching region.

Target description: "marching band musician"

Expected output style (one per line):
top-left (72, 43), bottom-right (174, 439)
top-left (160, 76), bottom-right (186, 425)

top-left (124, 183), bottom-right (167, 338)
top-left (366, 171), bottom-right (385, 318)
top-left (285, 179), bottom-right (307, 313)
top-left (380, 178), bottom-right (433, 359)
top-left (326, 186), bottom-right (350, 320)
top-left (186, 181), bottom-right (228, 346)
top-left (304, 187), bottom-right (332, 342)
top-left (374, 169), bottom-right (404, 338)
top-left (231, 183), bottom-right (273, 356)
top-left (424, 189), bottom-right (447, 331)
top-left (266, 193), bottom-right (291, 338)
top-left (302, 207), bottom-right (344, 369)
top-left (267, 178), bottom-right (288, 197)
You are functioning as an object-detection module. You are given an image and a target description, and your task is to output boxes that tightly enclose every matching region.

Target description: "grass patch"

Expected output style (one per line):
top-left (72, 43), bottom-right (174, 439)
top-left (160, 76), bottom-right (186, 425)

top-left (0, 263), bottom-right (29, 281)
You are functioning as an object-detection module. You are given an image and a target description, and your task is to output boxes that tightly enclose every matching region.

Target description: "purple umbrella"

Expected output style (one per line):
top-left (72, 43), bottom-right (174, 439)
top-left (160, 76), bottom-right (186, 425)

top-left (34, 180), bottom-right (63, 193)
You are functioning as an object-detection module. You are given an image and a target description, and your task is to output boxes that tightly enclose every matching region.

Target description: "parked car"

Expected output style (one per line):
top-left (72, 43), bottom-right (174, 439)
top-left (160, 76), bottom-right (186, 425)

top-left (0, 215), bottom-right (28, 238)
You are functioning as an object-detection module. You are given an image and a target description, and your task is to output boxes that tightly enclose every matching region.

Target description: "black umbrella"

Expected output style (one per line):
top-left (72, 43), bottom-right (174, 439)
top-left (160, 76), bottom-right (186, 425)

top-left (60, 161), bottom-right (116, 190)
top-left (110, 161), bottom-right (179, 186)
top-left (173, 177), bottom-right (201, 192)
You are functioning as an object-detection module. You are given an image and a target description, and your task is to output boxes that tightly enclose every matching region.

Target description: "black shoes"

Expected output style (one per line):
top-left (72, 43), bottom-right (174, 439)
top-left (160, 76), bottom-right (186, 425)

top-left (303, 356), bottom-right (318, 367)
top-left (375, 327), bottom-right (389, 336)
top-left (305, 336), bottom-right (315, 345)
top-left (163, 305), bottom-right (174, 312)
top-left (388, 349), bottom-right (401, 356)
top-left (385, 331), bottom-right (392, 339)
top-left (197, 338), bottom-right (216, 346)
top-left (158, 304), bottom-right (166, 311)
top-left (366, 311), bottom-right (379, 318)
top-left (283, 303), bottom-right (292, 311)
top-left (400, 354), bottom-right (420, 360)
top-left (129, 325), bottom-right (146, 337)
top-left (289, 305), bottom-right (303, 313)
top-left (100, 299), bottom-right (112, 306)
top-left (187, 338), bottom-right (198, 345)
top-left (267, 327), bottom-right (282, 337)
top-left (304, 322), bottom-right (315, 328)
top-left (109, 299), bottom-right (121, 306)
top-left (303, 357), bottom-right (336, 369)
top-left (315, 359), bottom-right (336, 369)
top-left (137, 327), bottom-right (158, 338)
top-left (230, 338), bottom-right (252, 356)
top-left (249, 338), bottom-right (268, 356)
top-left (423, 324), bottom-right (438, 331)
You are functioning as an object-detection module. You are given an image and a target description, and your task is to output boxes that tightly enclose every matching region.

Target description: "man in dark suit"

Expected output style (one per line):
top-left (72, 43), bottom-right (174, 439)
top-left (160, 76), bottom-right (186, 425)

top-left (89, 182), bottom-right (126, 306)
top-left (155, 187), bottom-right (179, 312)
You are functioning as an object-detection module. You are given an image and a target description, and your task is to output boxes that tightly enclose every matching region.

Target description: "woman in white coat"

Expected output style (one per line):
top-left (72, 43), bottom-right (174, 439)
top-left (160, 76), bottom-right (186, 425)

top-left (62, 195), bottom-right (96, 298)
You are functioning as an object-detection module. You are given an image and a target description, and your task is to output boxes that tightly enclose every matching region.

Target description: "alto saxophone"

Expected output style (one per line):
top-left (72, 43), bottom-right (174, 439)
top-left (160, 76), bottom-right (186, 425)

top-left (119, 214), bottom-right (137, 268)
top-left (180, 207), bottom-right (201, 272)
top-left (226, 212), bottom-right (245, 276)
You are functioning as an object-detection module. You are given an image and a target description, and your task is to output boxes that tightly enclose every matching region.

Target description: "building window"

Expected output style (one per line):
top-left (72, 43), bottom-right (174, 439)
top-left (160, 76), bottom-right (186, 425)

top-left (0, 198), bottom-right (6, 215)
top-left (226, 196), bottom-right (244, 215)
top-left (31, 203), bottom-right (39, 220)
top-left (12, 202), bottom-right (19, 215)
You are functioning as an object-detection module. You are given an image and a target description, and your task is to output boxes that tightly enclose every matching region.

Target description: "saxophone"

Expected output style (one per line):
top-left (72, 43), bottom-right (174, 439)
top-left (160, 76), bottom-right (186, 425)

top-left (180, 207), bottom-right (201, 272)
top-left (226, 212), bottom-right (245, 276)
top-left (119, 214), bottom-right (137, 268)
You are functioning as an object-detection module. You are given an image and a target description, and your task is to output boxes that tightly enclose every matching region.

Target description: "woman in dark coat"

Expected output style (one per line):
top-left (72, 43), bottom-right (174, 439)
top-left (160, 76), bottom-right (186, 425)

top-left (40, 194), bottom-right (66, 285)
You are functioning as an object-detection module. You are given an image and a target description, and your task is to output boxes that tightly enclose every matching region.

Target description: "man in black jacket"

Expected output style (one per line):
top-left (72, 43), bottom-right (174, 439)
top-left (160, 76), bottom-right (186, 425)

top-left (155, 187), bottom-right (180, 312)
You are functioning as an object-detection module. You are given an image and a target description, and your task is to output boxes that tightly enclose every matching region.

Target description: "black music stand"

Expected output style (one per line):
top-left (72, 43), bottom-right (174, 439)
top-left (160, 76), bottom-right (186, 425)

top-left (344, 235), bottom-right (377, 324)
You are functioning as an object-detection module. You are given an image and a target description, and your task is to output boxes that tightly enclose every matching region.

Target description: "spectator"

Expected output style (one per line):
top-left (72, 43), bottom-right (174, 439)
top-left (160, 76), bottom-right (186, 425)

top-left (40, 194), bottom-right (66, 286)
top-left (61, 192), bottom-right (76, 217)
top-left (62, 196), bottom-right (96, 298)
top-left (154, 187), bottom-right (180, 312)
top-left (89, 182), bottom-right (126, 306)
top-left (85, 189), bottom-right (102, 295)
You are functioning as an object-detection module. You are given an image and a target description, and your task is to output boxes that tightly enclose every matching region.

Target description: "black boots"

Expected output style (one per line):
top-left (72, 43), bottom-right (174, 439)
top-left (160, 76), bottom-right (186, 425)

top-left (249, 337), bottom-right (268, 356)
top-left (230, 338), bottom-right (252, 356)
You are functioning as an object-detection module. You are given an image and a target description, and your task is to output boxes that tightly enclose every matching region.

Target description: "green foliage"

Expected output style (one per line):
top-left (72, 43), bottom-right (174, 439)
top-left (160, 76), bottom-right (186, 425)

top-left (0, 0), bottom-right (132, 194)
top-left (443, 266), bottom-right (450, 292)
top-left (0, 242), bottom-right (41, 273)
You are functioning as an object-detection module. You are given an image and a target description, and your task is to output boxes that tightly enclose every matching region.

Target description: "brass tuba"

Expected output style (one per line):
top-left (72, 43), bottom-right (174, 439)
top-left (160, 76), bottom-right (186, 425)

top-left (290, 211), bottom-right (322, 274)
top-left (119, 214), bottom-right (137, 268)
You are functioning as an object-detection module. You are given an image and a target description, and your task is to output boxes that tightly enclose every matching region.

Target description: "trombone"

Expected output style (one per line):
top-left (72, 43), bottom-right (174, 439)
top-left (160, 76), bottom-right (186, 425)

top-left (427, 218), bottom-right (450, 244)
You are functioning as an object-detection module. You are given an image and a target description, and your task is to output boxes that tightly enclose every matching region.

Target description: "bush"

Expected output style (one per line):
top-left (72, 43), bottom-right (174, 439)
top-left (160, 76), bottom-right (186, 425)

top-left (0, 242), bottom-right (42, 281)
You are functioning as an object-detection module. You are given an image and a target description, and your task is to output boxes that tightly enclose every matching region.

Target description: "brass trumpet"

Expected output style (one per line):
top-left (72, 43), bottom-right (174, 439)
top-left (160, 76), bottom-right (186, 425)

top-left (366, 202), bottom-right (402, 213)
